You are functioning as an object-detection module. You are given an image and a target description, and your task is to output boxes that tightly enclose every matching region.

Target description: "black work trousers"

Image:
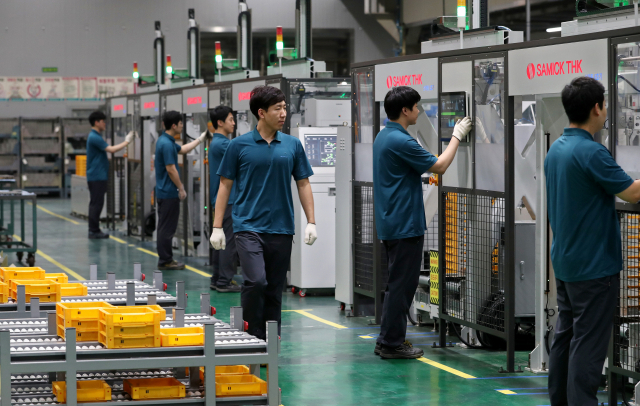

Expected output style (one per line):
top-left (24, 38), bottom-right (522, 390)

top-left (376, 235), bottom-right (424, 348)
top-left (235, 231), bottom-right (293, 340)
top-left (156, 197), bottom-right (181, 266)
top-left (87, 180), bottom-right (108, 234)
top-left (548, 273), bottom-right (619, 406)
top-left (211, 204), bottom-right (238, 287)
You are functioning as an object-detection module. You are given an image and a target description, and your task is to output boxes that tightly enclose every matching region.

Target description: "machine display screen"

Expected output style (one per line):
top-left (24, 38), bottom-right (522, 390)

top-left (304, 135), bottom-right (337, 167)
top-left (440, 92), bottom-right (467, 141)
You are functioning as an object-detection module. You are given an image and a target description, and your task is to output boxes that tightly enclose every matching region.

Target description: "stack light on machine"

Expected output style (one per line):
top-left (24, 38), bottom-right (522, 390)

top-left (166, 55), bottom-right (173, 74)
top-left (276, 26), bottom-right (283, 73)
top-left (457, 0), bottom-right (466, 48)
top-left (132, 61), bottom-right (139, 79)
top-left (215, 41), bottom-right (222, 82)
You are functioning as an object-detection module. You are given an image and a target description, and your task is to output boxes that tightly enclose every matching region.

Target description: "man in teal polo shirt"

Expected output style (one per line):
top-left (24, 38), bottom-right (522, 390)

top-left (373, 86), bottom-right (471, 359)
top-left (155, 110), bottom-right (208, 270)
top-left (545, 77), bottom-right (640, 406)
top-left (208, 105), bottom-right (240, 293)
top-left (210, 86), bottom-right (317, 339)
top-left (86, 110), bottom-right (135, 239)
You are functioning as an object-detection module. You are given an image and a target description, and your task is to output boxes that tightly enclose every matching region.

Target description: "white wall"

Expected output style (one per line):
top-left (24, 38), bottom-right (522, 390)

top-left (0, 0), bottom-right (395, 78)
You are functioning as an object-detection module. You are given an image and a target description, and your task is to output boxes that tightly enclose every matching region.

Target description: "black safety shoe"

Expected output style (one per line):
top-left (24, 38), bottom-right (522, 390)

top-left (374, 343), bottom-right (382, 355)
top-left (88, 231), bottom-right (109, 239)
top-left (216, 284), bottom-right (241, 293)
top-left (379, 340), bottom-right (424, 359)
top-left (158, 260), bottom-right (185, 270)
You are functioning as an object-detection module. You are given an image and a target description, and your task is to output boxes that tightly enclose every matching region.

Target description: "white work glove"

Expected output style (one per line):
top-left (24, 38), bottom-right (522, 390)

top-left (304, 223), bottom-right (317, 246)
top-left (197, 130), bottom-right (209, 144)
top-left (452, 117), bottom-right (472, 142)
top-left (125, 131), bottom-right (137, 144)
top-left (210, 228), bottom-right (226, 250)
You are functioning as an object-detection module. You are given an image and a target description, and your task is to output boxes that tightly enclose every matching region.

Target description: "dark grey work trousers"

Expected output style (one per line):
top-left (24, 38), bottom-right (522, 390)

top-left (87, 180), bottom-right (108, 234)
top-left (548, 273), bottom-right (619, 406)
top-left (235, 231), bottom-right (293, 340)
top-left (211, 204), bottom-right (238, 287)
top-left (156, 197), bottom-right (181, 266)
top-left (377, 235), bottom-right (425, 348)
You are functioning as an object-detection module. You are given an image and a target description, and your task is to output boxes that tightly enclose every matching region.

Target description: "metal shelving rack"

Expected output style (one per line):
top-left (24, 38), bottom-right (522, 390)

top-left (20, 118), bottom-right (64, 195)
top-left (0, 264), bottom-right (280, 406)
top-left (0, 118), bottom-right (21, 188)
top-left (61, 118), bottom-right (91, 197)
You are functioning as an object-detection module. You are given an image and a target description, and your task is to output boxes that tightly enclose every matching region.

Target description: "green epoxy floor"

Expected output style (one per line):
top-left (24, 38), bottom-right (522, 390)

top-left (6, 197), bottom-right (613, 406)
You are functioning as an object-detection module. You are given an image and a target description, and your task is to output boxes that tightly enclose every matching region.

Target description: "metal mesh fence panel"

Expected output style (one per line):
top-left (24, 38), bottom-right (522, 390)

top-left (442, 191), bottom-right (506, 333)
top-left (354, 183), bottom-right (374, 293)
top-left (614, 211), bottom-right (640, 374)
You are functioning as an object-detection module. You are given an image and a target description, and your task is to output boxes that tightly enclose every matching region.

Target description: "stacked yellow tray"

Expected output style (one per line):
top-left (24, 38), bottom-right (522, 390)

top-left (98, 306), bottom-right (165, 348)
top-left (56, 301), bottom-right (114, 341)
top-left (52, 380), bottom-right (111, 403)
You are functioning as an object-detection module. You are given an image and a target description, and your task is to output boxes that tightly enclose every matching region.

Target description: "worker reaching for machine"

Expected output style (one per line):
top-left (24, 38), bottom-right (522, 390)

top-left (545, 77), bottom-right (640, 406)
top-left (210, 85), bottom-right (316, 340)
top-left (373, 86), bottom-right (472, 360)
top-left (155, 110), bottom-right (209, 271)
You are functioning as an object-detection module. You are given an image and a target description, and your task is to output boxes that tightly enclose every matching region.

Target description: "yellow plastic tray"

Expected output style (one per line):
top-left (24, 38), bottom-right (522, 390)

top-left (99, 321), bottom-right (159, 337)
top-left (98, 331), bottom-right (160, 349)
top-left (98, 306), bottom-right (164, 327)
top-left (123, 377), bottom-right (185, 400)
top-left (0, 267), bottom-right (46, 282)
top-left (0, 281), bottom-right (8, 303)
top-left (10, 291), bottom-right (60, 303)
top-left (59, 283), bottom-right (88, 296)
top-left (52, 380), bottom-right (112, 403)
top-left (160, 326), bottom-right (204, 347)
top-left (44, 273), bottom-right (69, 283)
top-left (57, 324), bottom-right (101, 341)
top-left (199, 365), bottom-right (251, 382)
top-left (215, 374), bottom-right (268, 397)
top-left (57, 314), bottom-right (99, 330)
top-left (10, 279), bottom-right (59, 295)
top-left (56, 301), bottom-right (113, 323)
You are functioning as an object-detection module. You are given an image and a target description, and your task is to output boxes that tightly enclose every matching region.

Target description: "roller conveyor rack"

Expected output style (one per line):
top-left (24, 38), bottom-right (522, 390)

top-left (0, 264), bottom-right (281, 406)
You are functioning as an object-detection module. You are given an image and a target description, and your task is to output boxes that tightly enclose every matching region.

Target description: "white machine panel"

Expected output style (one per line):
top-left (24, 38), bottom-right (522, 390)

top-left (209, 89), bottom-right (221, 108)
top-left (335, 126), bottom-right (353, 306)
top-left (166, 94), bottom-right (182, 113)
top-left (111, 97), bottom-right (127, 118)
top-left (140, 94), bottom-right (160, 116)
top-left (508, 39), bottom-right (608, 96)
top-left (305, 99), bottom-right (351, 127)
top-left (291, 127), bottom-right (337, 291)
top-left (182, 87), bottom-right (208, 113)
top-left (374, 58), bottom-right (438, 102)
top-left (232, 80), bottom-right (266, 111)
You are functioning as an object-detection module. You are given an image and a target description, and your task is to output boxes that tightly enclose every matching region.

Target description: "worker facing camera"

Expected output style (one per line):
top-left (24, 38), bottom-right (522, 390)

top-left (86, 110), bottom-right (136, 240)
top-left (373, 86), bottom-right (471, 360)
top-left (546, 77), bottom-right (640, 406)
top-left (210, 85), bottom-right (316, 340)
top-left (154, 110), bottom-right (209, 271)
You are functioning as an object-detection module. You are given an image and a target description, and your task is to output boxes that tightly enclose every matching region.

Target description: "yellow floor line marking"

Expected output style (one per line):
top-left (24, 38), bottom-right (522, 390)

top-left (12, 235), bottom-right (85, 281)
top-left (290, 310), bottom-right (347, 329)
top-left (109, 236), bottom-right (127, 244)
top-left (185, 264), bottom-right (211, 277)
top-left (282, 309), bottom-right (313, 312)
top-left (33, 204), bottom-right (80, 225)
top-left (359, 335), bottom-right (374, 339)
top-left (128, 244), bottom-right (135, 247)
top-left (136, 247), bottom-right (212, 278)
top-left (417, 357), bottom-right (476, 379)
top-left (497, 390), bottom-right (517, 395)
top-left (137, 247), bottom-right (159, 257)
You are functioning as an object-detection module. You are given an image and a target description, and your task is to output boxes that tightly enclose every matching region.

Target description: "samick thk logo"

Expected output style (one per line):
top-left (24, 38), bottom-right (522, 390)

top-left (526, 60), bottom-right (584, 79)
top-left (387, 74), bottom-right (422, 88)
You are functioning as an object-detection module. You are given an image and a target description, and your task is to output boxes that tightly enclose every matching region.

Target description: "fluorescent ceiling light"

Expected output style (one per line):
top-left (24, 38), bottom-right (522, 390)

top-left (546, 27), bottom-right (562, 33)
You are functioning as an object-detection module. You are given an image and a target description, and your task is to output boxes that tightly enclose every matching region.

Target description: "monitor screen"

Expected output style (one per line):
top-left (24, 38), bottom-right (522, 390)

top-left (304, 135), bottom-right (337, 167)
top-left (440, 92), bottom-right (467, 141)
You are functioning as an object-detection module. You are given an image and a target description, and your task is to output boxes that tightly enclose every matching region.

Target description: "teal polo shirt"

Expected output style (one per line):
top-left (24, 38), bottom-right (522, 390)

top-left (217, 128), bottom-right (314, 235)
top-left (86, 129), bottom-right (109, 182)
top-left (208, 133), bottom-right (236, 206)
top-left (155, 132), bottom-right (182, 199)
top-left (545, 127), bottom-right (633, 282)
top-left (373, 121), bottom-right (438, 240)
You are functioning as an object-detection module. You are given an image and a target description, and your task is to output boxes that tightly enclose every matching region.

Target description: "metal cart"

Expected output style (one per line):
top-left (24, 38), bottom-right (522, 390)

top-left (0, 190), bottom-right (37, 266)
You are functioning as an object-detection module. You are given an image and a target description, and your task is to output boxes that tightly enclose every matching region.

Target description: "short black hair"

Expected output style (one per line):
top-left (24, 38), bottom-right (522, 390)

top-left (89, 111), bottom-right (106, 126)
top-left (210, 105), bottom-right (233, 129)
top-left (384, 86), bottom-right (421, 121)
top-left (249, 86), bottom-right (286, 119)
top-left (162, 111), bottom-right (182, 130)
top-left (561, 77), bottom-right (605, 124)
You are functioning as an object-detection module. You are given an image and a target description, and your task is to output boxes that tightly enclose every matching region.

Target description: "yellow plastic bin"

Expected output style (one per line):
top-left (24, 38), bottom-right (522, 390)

top-left (123, 377), bottom-right (185, 400)
top-left (52, 380), bottom-right (112, 403)
top-left (160, 326), bottom-right (204, 347)
top-left (215, 375), bottom-right (268, 397)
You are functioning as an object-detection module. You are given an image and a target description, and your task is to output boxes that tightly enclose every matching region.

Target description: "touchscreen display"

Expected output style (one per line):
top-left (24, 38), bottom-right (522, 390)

top-left (305, 135), bottom-right (337, 167)
top-left (440, 92), bottom-right (467, 141)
